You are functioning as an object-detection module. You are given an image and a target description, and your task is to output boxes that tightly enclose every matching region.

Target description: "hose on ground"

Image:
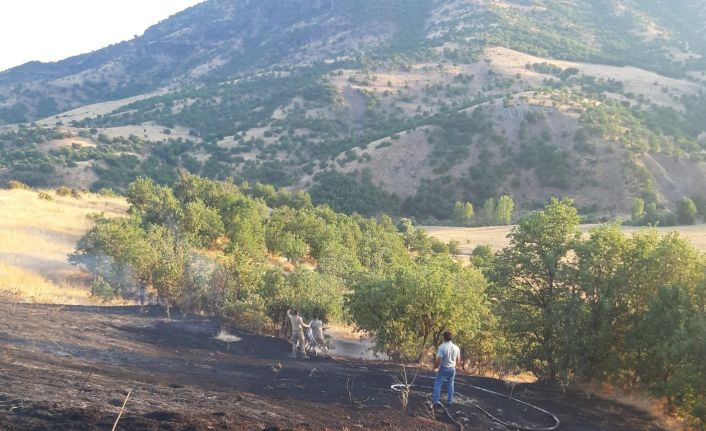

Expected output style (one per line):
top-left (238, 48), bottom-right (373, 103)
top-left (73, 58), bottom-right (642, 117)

top-left (394, 376), bottom-right (560, 431)
top-left (310, 338), bottom-right (559, 430)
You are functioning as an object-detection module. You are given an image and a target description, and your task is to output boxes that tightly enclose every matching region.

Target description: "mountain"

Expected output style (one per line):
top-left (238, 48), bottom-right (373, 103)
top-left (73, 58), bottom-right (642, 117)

top-left (1, 0), bottom-right (706, 223)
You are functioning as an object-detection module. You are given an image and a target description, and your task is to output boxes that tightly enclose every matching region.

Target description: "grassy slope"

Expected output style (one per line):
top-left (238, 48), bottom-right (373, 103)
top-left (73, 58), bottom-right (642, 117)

top-left (0, 189), bottom-right (127, 304)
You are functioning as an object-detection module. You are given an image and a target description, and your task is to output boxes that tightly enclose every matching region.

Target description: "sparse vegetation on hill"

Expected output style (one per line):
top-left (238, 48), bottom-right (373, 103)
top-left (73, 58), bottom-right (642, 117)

top-left (1, 0), bottom-right (706, 218)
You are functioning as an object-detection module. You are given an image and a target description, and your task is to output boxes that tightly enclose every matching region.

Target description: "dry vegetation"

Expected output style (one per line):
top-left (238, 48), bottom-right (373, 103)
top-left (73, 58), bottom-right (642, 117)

top-left (0, 189), bottom-right (127, 304)
top-left (426, 224), bottom-right (706, 255)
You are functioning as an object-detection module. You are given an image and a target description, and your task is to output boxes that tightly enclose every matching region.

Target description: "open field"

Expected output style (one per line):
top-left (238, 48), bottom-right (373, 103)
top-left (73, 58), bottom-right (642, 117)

top-left (0, 189), bottom-right (127, 304)
top-left (0, 303), bottom-right (668, 430)
top-left (426, 224), bottom-right (706, 255)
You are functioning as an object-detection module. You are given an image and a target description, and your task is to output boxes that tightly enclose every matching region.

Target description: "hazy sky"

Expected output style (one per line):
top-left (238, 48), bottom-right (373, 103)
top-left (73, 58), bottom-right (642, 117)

top-left (0, 0), bottom-right (204, 72)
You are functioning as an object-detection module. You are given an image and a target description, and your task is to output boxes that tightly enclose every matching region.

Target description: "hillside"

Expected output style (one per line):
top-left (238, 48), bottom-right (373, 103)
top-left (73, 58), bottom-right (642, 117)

top-left (1, 0), bottom-right (706, 222)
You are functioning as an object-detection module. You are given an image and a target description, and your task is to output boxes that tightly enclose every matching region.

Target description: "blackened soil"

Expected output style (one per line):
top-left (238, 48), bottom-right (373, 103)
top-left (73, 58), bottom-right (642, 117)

top-left (0, 303), bottom-right (666, 430)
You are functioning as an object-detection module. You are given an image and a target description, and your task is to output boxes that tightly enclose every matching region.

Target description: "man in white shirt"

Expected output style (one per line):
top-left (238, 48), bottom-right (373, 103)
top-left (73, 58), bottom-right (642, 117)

top-left (287, 309), bottom-right (309, 357)
top-left (432, 331), bottom-right (461, 406)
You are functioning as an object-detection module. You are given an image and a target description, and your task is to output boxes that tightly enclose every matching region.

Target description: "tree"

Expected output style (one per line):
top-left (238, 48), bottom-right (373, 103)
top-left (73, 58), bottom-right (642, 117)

top-left (70, 216), bottom-right (159, 305)
top-left (465, 202), bottom-right (475, 220)
top-left (491, 198), bottom-right (581, 380)
top-left (631, 198), bottom-right (645, 223)
top-left (222, 196), bottom-right (267, 258)
top-left (570, 224), bottom-right (631, 379)
top-left (481, 198), bottom-right (496, 225)
top-left (678, 198), bottom-right (698, 225)
top-left (182, 200), bottom-right (225, 247)
top-left (453, 201), bottom-right (465, 225)
top-left (126, 177), bottom-right (182, 227)
top-left (280, 232), bottom-right (309, 263)
top-left (348, 255), bottom-right (491, 362)
top-left (628, 286), bottom-right (706, 425)
top-left (495, 195), bottom-right (514, 225)
top-left (452, 201), bottom-right (475, 226)
top-left (148, 225), bottom-right (189, 319)
top-left (397, 218), bottom-right (416, 250)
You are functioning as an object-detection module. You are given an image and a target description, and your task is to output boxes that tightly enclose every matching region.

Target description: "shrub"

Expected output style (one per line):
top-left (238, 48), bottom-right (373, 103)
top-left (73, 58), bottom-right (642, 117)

top-left (98, 188), bottom-right (118, 197)
top-left (6, 180), bottom-right (29, 190)
top-left (448, 240), bottom-right (461, 255)
top-left (678, 198), bottom-right (698, 225)
top-left (56, 186), bottom-right (72, 197)
top-left (38, 192), bottom-right (53, 201)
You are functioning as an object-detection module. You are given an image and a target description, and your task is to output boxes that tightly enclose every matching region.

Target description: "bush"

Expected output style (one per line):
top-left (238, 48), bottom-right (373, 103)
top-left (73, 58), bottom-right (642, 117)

top-left (56, 186), bottom-right (72, 197)
top-left (6, 180), bottom-right (29, 190)
top-left (448, 240), bottom-right (461, 255)
top-left (98, 188), bottom-right (118, 197)
top-left (38, 191), bottom-right (53, 201)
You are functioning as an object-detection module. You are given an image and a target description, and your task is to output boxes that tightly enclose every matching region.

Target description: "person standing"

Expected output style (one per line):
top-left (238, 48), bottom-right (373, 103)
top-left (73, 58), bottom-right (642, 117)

top-left (432, 331), bottom-right (461, 407)
top-left (309, 317), bottom-right (325, 346)
top-left (286, 309), bottom-right (309, 357)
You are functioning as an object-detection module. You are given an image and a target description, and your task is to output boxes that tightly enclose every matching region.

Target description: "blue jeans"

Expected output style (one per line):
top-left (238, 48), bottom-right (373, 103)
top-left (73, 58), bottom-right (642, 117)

top-left (432, 366), bottom-right (456, 405)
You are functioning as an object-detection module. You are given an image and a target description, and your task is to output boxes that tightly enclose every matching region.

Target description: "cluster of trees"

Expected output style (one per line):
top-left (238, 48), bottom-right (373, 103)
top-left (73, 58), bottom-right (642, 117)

top-left (452, 195), bottom-right (514, 226)
top-left (578, 101), bottom-right (702, 157)
top-left (630, 197), bottom-right (704, 227)
top-left (309, 170), bottom-right (399, 217)
top-left (72, 172), bottom-right (463, 330)
top-left (72, 174), bottom-right (706, 426)
top-left (490, 198), bottom-right (706, 427)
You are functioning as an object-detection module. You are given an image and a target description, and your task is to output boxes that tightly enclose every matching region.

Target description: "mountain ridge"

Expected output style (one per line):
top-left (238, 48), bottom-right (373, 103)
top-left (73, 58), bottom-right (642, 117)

top-left (1, 0), bottom-right (705, 223)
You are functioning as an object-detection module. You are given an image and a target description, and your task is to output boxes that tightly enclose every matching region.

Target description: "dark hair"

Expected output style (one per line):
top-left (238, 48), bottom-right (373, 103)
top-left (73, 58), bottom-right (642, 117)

top-left (443, 331), bottom-right (453, 342)
top-left (292, 309), bottom-right (299, 316)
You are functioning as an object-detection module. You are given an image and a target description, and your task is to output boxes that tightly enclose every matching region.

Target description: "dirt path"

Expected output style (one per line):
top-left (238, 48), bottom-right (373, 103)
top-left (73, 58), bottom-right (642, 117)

top-left (0, 303), bottom-right (666, 430)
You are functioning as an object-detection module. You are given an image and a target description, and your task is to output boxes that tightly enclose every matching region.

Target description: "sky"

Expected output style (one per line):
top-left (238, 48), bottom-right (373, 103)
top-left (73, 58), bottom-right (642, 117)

top-left (0, 0), bottom-right (204, 72)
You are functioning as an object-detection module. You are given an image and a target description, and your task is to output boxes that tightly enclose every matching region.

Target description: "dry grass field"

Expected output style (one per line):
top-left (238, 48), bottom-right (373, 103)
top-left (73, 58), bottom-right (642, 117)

top-left (0, 189), bottom-right (127, 304)
top-left (426, 224), bottom-right (706, 255)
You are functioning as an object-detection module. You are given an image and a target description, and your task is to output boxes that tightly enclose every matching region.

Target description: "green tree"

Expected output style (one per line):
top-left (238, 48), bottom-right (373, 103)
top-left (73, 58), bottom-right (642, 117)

top-left (453, 201), bottom-right (465, 225)
top-left (148, 225), bottom-right (189, 319)
top-left (222, 196), bottom-right (267, 258)
top-left (397, 218), bottom-right (416, 250)
top-left (678, 198), bottom-right (698, 225)
top-left (491, 198), bottom-right (581, 380)
top-left (631, 198), bottom-right (645, 223)
top-left (464, 202), bottom-right (475, 222)
top-left (126, 177), bottom-right (182, 226)
top-left (570, 224), bottom-right (631, 379)
top-left (70, 216), bottom-right (158, 305)
top-left (182, 200), bottom-right (225, 247)
top-left (495, 195), bottom-right (514, 225)
top-left (348, 255), bottom-right (491, 362)
top-left (481, 198), bottom-right (496, 225)
top-left (453, 201), bottom-right (475, 226)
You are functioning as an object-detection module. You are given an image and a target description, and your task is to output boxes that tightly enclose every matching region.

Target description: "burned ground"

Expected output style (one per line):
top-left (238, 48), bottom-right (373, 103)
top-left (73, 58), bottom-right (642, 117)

top-left (0, 303), bottom-right (665, 430)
